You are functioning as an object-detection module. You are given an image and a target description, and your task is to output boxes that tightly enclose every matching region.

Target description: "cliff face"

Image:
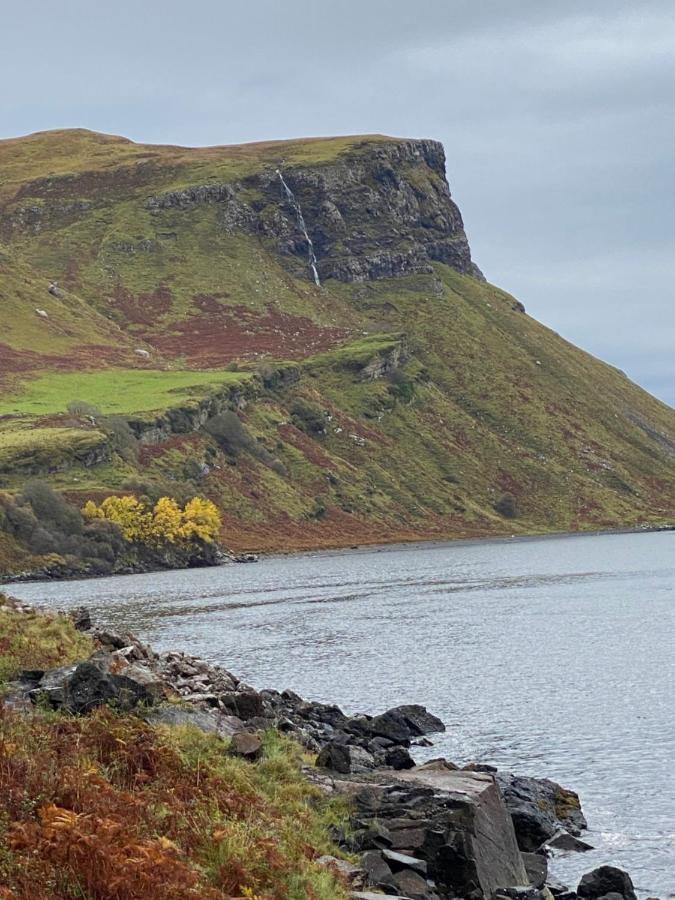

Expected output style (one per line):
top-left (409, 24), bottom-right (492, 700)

top-left (141, 138), bottom-right (479, 284)
top-left (0, 129), bottom-right (674, 563)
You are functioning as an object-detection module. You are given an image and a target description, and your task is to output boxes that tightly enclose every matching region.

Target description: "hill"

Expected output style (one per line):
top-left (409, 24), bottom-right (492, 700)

top-left (0, 127), bottom-right (674, 570)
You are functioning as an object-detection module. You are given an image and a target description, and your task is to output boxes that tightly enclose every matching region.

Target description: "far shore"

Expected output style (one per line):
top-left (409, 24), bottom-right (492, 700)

top-left (1, 522), bottom-right (672, 587)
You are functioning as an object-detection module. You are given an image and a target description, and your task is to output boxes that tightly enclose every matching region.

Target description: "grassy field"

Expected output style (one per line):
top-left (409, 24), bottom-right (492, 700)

top-left (0, 368), bottom-right (251, 416)
top-left (0, 424), bottom-right (106, 472)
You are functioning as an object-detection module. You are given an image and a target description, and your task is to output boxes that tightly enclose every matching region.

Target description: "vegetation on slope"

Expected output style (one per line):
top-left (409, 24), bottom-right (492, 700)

top-left (0, 483), bottom-right (222, 577)
top-left (0, 127), bottom-right (673, 568)
top-left (0, 598), bottom-right (350, 899)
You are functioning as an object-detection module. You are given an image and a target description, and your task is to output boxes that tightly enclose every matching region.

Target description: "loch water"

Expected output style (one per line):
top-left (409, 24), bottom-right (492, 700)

top-left (5, 531), bottom-right (674, 897)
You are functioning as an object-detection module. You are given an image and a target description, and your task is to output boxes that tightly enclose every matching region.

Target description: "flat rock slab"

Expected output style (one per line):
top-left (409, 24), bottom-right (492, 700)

top-left (144, 704), bottom-right (244, 737)
top-left (352, 893), bottom-right (414, 900)
top-left (394, 761), bottom-right (528, 896)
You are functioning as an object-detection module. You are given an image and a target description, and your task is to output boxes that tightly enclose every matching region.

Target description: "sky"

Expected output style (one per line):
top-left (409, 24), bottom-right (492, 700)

top-left (2, 0), bottom-right (674, 405)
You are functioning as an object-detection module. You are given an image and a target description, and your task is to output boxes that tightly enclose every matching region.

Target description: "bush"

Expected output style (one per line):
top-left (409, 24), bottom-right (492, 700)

top-left (388, 369), bottom-right (415, 403)
top-left (205, 412), bottom-right (287, 474)
top-left (103, 415), bottom-right (139, 463)
top-left (204, 411), bottom-right (254, 457)
top-left (82, 495), bottom-right (222, 546)
top-left (20, 480), bottom-right (83, 536)
top-left (291, 399), bottom-right (327, 435)
top-left (0, 484), bottom-right (125, 570)
top-left (67, 400), bottom-right (102, 418)
top-left (495, 492), bottom-right (518, 518)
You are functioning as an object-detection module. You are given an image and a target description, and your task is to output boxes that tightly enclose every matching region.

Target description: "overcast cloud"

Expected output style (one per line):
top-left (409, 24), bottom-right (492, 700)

top-left (2, 0), bottom-right (673, 404)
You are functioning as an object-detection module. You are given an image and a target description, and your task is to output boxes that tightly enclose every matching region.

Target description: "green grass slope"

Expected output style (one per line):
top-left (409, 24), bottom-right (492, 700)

top-left (0, 127), bottom-right (673, 561)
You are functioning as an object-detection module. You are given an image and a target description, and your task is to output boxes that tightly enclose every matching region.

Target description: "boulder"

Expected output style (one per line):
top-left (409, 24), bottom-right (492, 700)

top-left (32, 658), bottom-right (158, 714)
top-left (361, 850), bottom-right (395, 888)
top-left (219, 690), bottom-right (264, 719)
top-left (392, 705), bottom-right (445, 735)
top-left (228, 732), bottom-right (263, 761)
top-left (316, 741), bottom-right (377, 774)
top-left (393, 868), bottom-right (432, 898)
top-left (577, 866), bottom-right (636, 900)
top-left (68, 606), bottom-right (92, 631)
top-left (327, 760), bottom-right (528, 899)
top-left (385, 746), bottom-right (416, 770)
top-left (316, 854), bottom-right (365, 887)
top-left (496, 773), bottom-right (587, 852)
top-left (494, 889), bottom-right (554, 900)
top-left (383, 848), bottom-right (428, 875)
top-left (366, 705), bottom-right (444, 745)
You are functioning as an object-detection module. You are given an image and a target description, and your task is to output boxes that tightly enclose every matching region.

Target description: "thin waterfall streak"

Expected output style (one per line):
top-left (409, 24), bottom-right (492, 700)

top-left (276, 169), bottom-right (321, 287)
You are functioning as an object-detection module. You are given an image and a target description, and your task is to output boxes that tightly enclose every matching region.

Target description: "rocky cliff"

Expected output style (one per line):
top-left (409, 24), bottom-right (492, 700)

top-left (144, 138), bottom-right (480, 284)
top-left (0, 128), bottom-right (674, 565)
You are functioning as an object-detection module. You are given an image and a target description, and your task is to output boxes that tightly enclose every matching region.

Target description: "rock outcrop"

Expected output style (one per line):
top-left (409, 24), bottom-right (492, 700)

top-left (306, 758), bottom-right (578, 900)
top-left (496, 772), bottom-right (588, 852)
top-left (145, 139), bottom-right (483, 285)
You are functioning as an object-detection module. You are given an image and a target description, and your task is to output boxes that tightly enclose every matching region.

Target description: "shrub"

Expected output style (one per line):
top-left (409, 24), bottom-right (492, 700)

top-left (290, 399), bottom-right (326, 435)
top-left (67, 400), bottom-right (102, 418)
top-left (205, 412), bottom-right (287, 474)
top-left (20, 480), bottom-right (83, 536)
top-left (103, 415), bottom-right (139, 463)
top-left (204, 411), bottom-right (254, 457)
top-left (388, 369), bottom-right (415, 403)
top-left (495, 492), bottom-right (518, 518)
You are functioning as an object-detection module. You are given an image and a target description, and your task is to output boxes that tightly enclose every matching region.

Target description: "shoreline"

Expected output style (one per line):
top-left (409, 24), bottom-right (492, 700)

top-left (2, 522), bottom-right (672, 586)
top-left (1, 597), bottom-right (638, 899)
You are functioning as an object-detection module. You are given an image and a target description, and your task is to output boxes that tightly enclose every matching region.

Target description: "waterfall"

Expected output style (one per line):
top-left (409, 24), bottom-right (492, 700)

top-left (276, 169), bottom-right (321, 287)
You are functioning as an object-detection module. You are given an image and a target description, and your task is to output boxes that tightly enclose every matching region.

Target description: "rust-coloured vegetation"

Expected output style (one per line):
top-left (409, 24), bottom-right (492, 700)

top-left (0, 605), bottom-right (349, 900)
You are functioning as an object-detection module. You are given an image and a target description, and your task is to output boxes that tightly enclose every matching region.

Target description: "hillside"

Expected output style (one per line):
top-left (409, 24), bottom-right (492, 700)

top-left (0, 127), bottom-right (674, 569)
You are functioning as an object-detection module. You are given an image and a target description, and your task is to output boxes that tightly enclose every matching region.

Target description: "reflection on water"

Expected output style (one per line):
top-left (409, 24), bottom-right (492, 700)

top-left (5, 531), bottom-right (674, 897)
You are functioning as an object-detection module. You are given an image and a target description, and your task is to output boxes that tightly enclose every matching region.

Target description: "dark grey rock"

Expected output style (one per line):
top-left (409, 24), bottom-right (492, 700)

top-left (361, 850), bottom-right (395, 888)
top-left (382, 848), bottom-right (428, 875)
top-left (577, 866), bottom-right (637, 900)
top-left (497, 773), bottom-right (588, 852)
top-left (547, 830), bottom-right (593, 852)
top-left (522, 852), bottom-right (547, 889)
top-left (336, 761), bottom-right (528, 899)
top-left (316, 741), bottom-right (376, 774)
top-left (32, 658), bottom-right (157, 714)
top-left (494, 888), bottom-right (549, 900)
top-left (219, 690), bottom-right (264, 720)
top-left (393, 868), bottom-right (431, 898)
top-left (68, 606), bottom-right (92, 631)
top-left (386, 746), bottom-right (416, 770)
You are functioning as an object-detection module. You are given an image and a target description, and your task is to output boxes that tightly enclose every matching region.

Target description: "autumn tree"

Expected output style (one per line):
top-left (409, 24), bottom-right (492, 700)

top-left (82, 495), bottom-right (221, 547)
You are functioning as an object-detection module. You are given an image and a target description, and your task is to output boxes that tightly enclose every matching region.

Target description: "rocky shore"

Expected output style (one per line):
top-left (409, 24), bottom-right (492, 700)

top-left (4, 601), bottom-right (642, 900)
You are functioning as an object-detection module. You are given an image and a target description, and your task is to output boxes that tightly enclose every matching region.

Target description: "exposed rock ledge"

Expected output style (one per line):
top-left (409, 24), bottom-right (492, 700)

top-left (4, 604), bottom-right (638, 900)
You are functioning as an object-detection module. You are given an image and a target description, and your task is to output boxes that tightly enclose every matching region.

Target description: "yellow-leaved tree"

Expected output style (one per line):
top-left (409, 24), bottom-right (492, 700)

top-left (149, 497), bottom-right (184, 544)
top-left (82, 495), bottom-right (221, 546)
top-left (178, 497), bottom-right (221, 543)
top-left (82, 495), bottom-right (152, 542)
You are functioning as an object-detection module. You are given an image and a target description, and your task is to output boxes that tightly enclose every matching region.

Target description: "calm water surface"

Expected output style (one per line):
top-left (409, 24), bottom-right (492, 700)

top-left (5, 531), bottom-right (674, 897)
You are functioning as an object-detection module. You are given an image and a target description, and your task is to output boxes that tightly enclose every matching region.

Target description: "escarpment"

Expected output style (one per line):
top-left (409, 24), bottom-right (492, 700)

top-left (142, 138), bottom-right (482, 284)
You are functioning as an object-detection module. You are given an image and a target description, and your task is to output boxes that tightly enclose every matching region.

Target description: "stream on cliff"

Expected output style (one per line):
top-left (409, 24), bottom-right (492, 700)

top-left (5, 531), bottom-right (674, 897)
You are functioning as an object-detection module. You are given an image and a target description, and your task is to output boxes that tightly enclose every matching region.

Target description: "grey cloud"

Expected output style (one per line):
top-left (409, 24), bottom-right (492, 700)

top-left (2, 0), bottom-right (673, 403)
